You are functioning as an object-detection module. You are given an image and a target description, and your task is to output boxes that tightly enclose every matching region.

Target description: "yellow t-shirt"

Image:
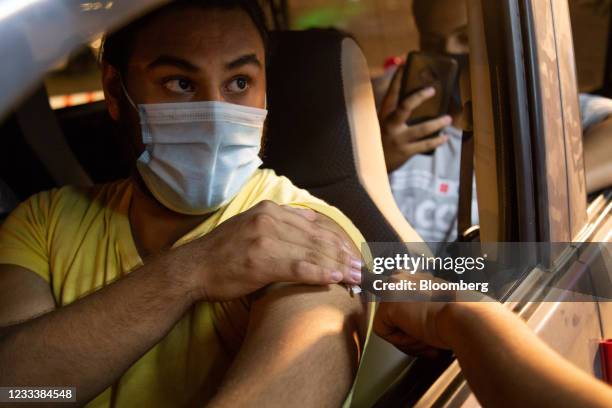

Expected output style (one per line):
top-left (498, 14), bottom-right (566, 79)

top-left (0, 169), bottom-right (366, 407)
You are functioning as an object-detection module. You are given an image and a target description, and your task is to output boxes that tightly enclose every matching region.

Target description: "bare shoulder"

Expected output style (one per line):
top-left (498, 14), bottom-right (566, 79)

top-left (213, 283), bottom-right (366, 357)
top-left (211, 210), bottom-right (368, 356)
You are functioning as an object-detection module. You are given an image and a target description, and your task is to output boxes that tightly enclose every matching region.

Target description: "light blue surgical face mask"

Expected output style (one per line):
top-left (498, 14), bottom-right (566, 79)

top-left (121, 84), bottom-right (268, 214)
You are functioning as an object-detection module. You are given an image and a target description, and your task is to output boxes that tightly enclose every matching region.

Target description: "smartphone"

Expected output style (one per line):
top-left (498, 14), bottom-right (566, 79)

top-left (398, 51), bottom-right (459, 155)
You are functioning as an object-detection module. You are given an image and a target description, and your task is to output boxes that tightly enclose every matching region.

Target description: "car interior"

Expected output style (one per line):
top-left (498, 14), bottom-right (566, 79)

top-left (0, 26), bottom-right (437, 405)
top-left (0, 0), bottom-right (611, 407)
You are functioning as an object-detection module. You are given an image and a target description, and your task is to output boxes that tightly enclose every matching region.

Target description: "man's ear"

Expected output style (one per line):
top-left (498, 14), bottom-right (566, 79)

top-left (101, 62), bottom-right (122, 121)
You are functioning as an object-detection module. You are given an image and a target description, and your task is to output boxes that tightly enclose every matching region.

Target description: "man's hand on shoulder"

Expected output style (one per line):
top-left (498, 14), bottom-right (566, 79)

top-left (176, 200), bottom-right (363, 303)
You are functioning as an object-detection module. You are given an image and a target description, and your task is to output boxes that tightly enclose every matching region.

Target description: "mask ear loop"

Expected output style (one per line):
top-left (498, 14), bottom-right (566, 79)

top-left (116, 74), bottom-right (146, 168)
top-left (118, 74), bottom-right (139, 111)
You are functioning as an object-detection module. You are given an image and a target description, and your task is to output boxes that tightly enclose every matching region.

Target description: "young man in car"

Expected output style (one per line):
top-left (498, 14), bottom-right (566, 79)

top-left (0, 1), bottom-right (369, 406)
top-left (377, 0), bottom-right (612, 242)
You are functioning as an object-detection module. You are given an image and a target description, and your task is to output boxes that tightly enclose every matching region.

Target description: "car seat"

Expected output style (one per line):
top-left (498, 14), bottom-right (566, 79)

top-left (0, 85), bottom-right (135, 202)
top-left (263, 29), bottom-right (422, 245)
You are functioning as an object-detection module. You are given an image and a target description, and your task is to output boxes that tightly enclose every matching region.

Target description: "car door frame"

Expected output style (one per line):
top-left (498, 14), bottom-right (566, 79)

top-left (411, 0), bottom-right (610, 406)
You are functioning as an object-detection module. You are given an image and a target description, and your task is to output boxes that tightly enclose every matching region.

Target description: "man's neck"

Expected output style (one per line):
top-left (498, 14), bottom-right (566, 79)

top-left (128, 175), bottom-right (210, 259)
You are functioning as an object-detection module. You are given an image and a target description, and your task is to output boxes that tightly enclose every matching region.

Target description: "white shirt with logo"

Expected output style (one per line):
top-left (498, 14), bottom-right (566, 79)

top-left (389, 93), bottom-right (612, 242)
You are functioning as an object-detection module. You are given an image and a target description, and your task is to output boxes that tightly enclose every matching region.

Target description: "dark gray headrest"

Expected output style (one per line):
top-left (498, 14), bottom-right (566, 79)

top-left (263, 29), bottom-right (403, 242)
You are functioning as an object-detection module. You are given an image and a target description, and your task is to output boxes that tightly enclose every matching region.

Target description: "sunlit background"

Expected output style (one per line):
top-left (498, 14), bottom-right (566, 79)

top-left (44, 0), bottom-right (611, 109)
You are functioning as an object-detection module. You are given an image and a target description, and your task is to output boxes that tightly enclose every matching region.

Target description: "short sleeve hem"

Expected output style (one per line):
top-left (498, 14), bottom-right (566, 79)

top-left (0, 248), bottom-right (50, 282)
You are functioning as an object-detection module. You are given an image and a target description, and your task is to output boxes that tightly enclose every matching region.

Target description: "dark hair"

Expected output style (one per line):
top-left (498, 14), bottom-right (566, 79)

top-left (411, 0), bottom-right (430, 31)
top-left (412, 0), bottom-right (466, 31)
top-left (101, 0), bottom-right (268, 74)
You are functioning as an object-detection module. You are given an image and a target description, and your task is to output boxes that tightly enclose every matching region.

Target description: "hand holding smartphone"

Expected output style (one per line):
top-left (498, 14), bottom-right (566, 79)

top-left (397, 51), bottom-right (459, 155)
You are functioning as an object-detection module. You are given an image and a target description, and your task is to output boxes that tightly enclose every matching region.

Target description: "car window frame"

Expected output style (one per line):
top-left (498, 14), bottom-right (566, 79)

top-left (411, 0), bottom-right (600, 405)
top-left (0, 0), bottom-right (167, 123)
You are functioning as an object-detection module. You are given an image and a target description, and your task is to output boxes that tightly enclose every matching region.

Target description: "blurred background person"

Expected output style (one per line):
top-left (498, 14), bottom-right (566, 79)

top-left (375, 0), bottom-right (612, 242)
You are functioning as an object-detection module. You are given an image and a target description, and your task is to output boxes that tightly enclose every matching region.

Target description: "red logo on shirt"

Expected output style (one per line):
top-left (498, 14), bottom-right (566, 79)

top-left (440, 183), bottom-right (449, 193)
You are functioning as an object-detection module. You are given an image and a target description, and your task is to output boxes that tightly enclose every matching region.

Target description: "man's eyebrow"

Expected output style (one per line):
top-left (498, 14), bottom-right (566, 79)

top-left (147, 55), bottom-right (200, 72)
top-left (225, 54), bottom-right (262, 70)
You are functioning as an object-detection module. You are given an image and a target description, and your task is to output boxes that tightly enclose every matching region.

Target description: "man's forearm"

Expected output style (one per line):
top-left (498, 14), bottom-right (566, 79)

top-left (0, 251), bottom-right (195, 405)
top-left (441, 303), bottom-right (612, 407)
